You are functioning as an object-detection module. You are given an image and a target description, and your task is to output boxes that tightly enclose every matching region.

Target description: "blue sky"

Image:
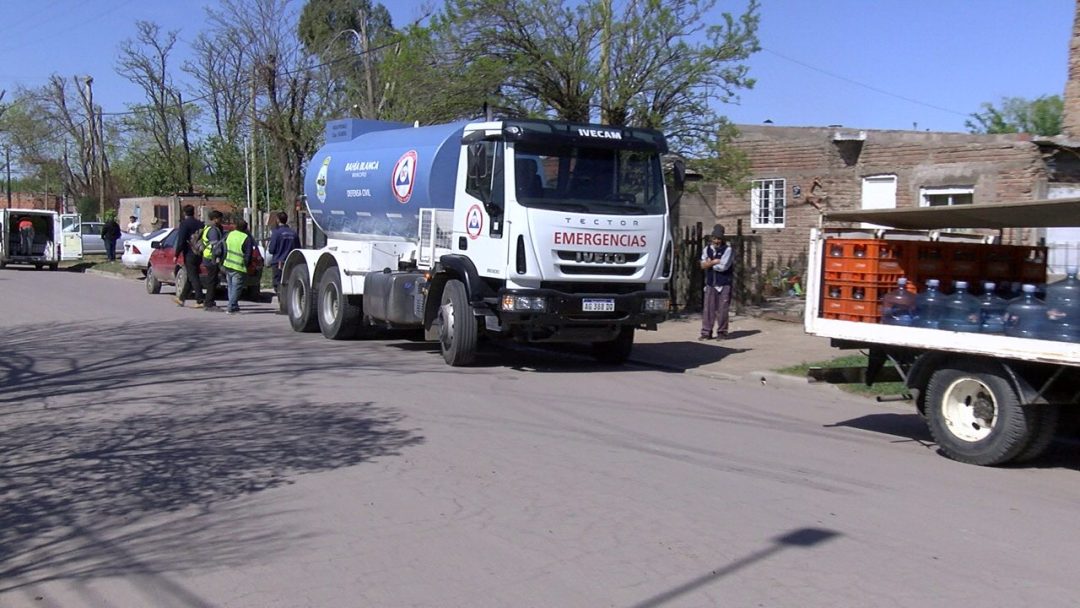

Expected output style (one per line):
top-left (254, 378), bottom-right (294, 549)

top-left (0, 0), bottom-right (1073, 133)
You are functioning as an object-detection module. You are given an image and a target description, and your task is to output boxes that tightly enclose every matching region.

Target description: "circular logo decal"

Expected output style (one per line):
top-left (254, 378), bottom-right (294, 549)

top-left (315, 156), bottom-right (331, 204)
top-left (391, 150), bottom-right (418, 203)
top-left (466, 204), bottom-right (484, 240)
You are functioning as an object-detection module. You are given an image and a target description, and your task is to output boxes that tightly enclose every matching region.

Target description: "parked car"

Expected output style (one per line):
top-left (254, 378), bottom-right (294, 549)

top-left (66, 221), bottom-right (139, 256)
top-left (122, 228), bottom-right (173, 274)
top-left (145, 228), bottom-right (264, 299)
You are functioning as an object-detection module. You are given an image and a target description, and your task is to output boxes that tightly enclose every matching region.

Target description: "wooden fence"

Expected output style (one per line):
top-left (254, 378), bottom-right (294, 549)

top-left (672, 220), bottom-right (766, 314)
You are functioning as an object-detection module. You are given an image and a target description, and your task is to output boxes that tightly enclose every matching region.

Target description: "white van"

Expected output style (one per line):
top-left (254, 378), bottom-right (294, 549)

top-left (0, 208), bottom-right (83, 270)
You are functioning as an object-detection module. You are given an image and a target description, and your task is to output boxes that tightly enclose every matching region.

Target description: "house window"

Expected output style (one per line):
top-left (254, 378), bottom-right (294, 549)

top-left (751, 178), bottom-right (785, 227)
top-left (920, 186), bottom-right (973, 207)
top-left (153, 204), bottom-right (170, 228)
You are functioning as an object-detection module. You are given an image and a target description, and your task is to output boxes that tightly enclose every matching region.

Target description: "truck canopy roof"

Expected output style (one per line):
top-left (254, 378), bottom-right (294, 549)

top-left (823, 197), bottom-right (1080, 230)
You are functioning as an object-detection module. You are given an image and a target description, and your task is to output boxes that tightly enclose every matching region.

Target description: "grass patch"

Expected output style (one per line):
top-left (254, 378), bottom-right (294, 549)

top-left (776, 354), bottom-right (909, 398)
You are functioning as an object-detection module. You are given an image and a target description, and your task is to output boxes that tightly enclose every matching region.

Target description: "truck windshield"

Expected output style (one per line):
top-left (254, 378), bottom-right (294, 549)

top-left (513, 143), bottom-right (665, 216)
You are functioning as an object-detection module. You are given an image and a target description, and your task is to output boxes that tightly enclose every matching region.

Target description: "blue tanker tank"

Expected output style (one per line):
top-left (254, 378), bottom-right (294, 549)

top-left (304, 118), bottom-right (467, 240)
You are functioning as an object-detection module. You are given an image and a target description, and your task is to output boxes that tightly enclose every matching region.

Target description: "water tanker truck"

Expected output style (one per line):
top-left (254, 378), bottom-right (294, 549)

top-left (280, 117), bottom-right (681, 366)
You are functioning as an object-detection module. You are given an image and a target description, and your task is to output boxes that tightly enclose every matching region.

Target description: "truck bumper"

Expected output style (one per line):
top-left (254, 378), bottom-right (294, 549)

top-left (487, 288), bottom-right (670, 342)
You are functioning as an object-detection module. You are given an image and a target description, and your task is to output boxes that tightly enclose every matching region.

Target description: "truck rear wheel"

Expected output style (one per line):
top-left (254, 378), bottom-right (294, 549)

top-left (1013, 404), bottom-right (1061, 463)
top-left (592, 327), bottom-right (635, 364)
top-left (287, 264), bottom-right (319, 333)
top-left (145, 268), bottom-right (162, 294)
top-left (317, 269), bottom-right (359, 340)
top-left (924, 362), bottom-right (1037, 466)
top-left (437, 279), bottom-right (477, 366)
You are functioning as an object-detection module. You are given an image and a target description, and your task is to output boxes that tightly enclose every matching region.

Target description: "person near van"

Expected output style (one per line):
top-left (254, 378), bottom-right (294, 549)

top-left (223, 219), bottom-right (255, 314)
top-left (17, 216), bottom-right (34, 256)
top-left (700, 224), bottom-right (734, 340)
top-left (101, 217), bottom-right (122, 261)
top-left (200, 211), bottom-right (226, 312)
top-left (174, 205), bottom-right (205, 307)
top-left (267, 211), bottom-right (299, 303)
top-left (127, 216), bottom-right (140, 234)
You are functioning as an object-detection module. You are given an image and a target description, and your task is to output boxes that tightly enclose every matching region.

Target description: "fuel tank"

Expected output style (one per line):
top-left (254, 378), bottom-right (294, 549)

top-left (304, 119), bottom-right (466, 240)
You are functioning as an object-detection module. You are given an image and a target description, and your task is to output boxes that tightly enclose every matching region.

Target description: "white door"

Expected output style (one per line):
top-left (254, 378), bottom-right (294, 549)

top-left (61, 214), bottom-right (83, 260)
top-left (861, 175), bottom-right (897, 229)
top-left (1047, 186), bottom-right (1080, 275)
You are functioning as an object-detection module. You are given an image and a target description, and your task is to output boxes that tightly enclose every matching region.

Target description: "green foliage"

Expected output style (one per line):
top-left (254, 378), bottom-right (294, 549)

top-left (75, 197), bottom-right (100, 221)
top-left (966, 95), bottom-right (1063, 136)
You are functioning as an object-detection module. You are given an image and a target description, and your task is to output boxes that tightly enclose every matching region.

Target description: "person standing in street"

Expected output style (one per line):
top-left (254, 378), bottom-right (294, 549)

top-left (223, 219), bottom-right (255, 314)
top-left (17, 216), bottom-right (34, 256)
top-left (267, 211), bottom-right (299, 311)
top-left (101, 216), bottom-right (122, 261)
top-left (174, 205), bottom-right (205, 308)
top-left (700, 224), bottom-right (734, 340)
top-left (200, 210), bottom-right (226, 312)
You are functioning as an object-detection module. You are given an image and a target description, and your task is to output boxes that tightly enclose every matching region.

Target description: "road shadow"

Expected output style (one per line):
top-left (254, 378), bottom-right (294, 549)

top-left (0, 319), bottom-right (425, 593)
top-left (826, 413), bottom-right (935, 445)
top-left (626, 341), bottom-right (750, 373)
top-left (723, 329), bottom-right (761, 340)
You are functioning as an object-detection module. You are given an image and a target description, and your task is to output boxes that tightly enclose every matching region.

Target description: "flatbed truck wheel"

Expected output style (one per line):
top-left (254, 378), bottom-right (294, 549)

top-left (437, 279), bottom-right (477, 366)
top-left (48, 263), bottom-right (58, 271)
top-left (592, 327), bottom-right (635, 364)
top-left (1013, 404), bottom-right (1061, 463)
top-left (924, 362), bottom-right (1037, 466)
top-left (286, 264), bottom-right (319, 333)
top-left (317, 269), bottom-right (359, 340)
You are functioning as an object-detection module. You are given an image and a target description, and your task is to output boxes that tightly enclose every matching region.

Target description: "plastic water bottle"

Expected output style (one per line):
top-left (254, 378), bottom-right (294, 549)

top-left (978, 282), bottom-right (1007, 334)
top-left (1041, 269), bottom-right (1080, 343)
top-left (880, 278), bottom-right (916, 326)
top-left (1004, 284), bottom-right (1047, 339)
top-left (939, 281), bottom-right (981, 332)
top-left (914, 279), bottom-right (944, 329)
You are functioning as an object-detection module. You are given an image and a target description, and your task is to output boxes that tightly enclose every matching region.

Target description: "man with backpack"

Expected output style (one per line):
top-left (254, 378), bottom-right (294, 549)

top-left (200, 211), bottom-right (226, 312)
top-left (174, 205), bottom-right (205, 307)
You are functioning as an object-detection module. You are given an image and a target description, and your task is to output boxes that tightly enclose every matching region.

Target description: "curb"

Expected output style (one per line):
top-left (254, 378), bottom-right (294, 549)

top-left (84, 268), bottom-right (135, 281)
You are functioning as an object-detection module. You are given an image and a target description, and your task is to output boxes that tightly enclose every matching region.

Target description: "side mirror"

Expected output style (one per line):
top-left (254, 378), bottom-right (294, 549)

top-left (672, 160), bottom-right (687, 191)
top-left (150, 241), bottom-right (161, 249)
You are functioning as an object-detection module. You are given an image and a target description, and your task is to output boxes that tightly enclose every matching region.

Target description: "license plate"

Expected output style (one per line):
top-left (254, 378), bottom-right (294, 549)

top-left (582, 298), bottom-right (615, 312)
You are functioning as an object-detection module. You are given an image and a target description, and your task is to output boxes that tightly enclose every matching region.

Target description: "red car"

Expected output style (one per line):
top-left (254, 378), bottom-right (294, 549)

top-left (145, 228), bottom-right (264, 299)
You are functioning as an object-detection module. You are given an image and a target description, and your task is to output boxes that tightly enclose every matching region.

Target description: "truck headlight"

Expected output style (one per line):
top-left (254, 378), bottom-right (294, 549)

top-left (501, 295), bottom-right (548, 312)
top-left (644, 298), bottom-right (670, 312)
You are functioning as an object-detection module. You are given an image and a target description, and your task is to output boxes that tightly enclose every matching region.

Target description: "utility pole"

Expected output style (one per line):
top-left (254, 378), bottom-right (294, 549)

top-left (97, 108), bottom-right (106, 218)
top-left (249, 62), bottom-right (259, 229)
top-left (84, 76), bottom-right (105, 219)
top-left (5, 146), bottom-right (11, 208)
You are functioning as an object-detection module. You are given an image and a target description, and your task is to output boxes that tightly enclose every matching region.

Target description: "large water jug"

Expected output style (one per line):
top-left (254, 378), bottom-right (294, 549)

top-left (1041, 269), bottom-right (1080, 343)
top-left (939, 281), bottom-right (981, 332)
top-left (914, 279), bottom-right (944, 329)
top-left (880, 278), bottom-right (916, 326)
top-left (1004, 284), bottom-right (1047, 339)
top-left (978, 282), bottom-right (1007, 334)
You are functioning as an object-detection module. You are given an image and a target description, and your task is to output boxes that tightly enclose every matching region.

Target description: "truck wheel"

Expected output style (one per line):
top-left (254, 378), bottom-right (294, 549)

top-left (243, 285), bottom-right (261, 301)
top-left (1013, 404), bottom-right (1061, 463)
top-left (924, 362), bottom-right (1037, 466)
top-left (437, 279), bottom-right (477, 366)
top-left (287, 264), bottom-right (319, 333)
top-left (145, 269), bottom-right (162, 294)
top-left (317, 269), bottom-right (359, 340)
top-left (49, 263), bottom-right (58, 271)
top-left (592, 327), bottom-right (635, 364)
top-left (0, 261), bottom-right (6, 269)
top-left (175, 266), bottom-right (189, 297)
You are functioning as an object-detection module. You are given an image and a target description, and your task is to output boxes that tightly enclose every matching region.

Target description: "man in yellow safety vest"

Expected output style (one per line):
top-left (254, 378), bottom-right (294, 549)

top-left (222, 218), bottom-right (255, 314)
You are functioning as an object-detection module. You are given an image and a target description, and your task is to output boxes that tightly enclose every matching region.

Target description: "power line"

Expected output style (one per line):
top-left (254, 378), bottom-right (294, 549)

top-left (761, 46), bottom-right (969, 118)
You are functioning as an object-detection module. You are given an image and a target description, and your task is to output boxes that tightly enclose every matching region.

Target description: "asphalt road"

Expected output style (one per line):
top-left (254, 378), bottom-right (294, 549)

top-left (2, 268), bottom-right (1079, 607)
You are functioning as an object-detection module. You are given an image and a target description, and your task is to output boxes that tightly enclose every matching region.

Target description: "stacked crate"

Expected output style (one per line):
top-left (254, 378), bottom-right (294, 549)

top-left (821, 239), bottom-right (909, 323)
top-left (821, 238), bottom-right (1047, 323)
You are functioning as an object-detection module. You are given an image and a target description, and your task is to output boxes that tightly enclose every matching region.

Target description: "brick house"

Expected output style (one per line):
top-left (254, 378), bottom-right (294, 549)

top-left (117, 195), bottom-right (237, 234)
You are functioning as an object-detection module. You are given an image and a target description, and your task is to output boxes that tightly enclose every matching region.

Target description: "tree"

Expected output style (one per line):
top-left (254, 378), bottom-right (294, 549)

top-left (966, 95), bottom-right (1064, 136)
top-left (433, 0), bottom-right (760, 186)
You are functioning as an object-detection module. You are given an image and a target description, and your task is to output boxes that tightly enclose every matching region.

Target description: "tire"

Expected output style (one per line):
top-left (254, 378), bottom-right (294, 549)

top-left (592, 327), bottom-right (635, 364)
top-left (286, 264), bottom-right (319, 333)
top-left (145, 268), bottom-right (162, 294)
top-left (34, 264), bottom-right (42, 270)
top-left (243, 284), bottom-right (261, 302)
top-left (317, 268), bottom-right (359, 340)
top-left (436, 279), bottom-right (478, 366)
top-left (924, 362), bottom-right (1037, 466)
top-left (1013, 404), bottom-right (1061, 463)
top-left (0, 261), bottom-right (6, 269)
top-left (48, 263), bottom-right (58, 271)
top-left (175, 266), bottom-right (189, 297)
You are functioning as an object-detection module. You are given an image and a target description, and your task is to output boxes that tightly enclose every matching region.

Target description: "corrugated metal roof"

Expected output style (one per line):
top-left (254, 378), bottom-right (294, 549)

top-left (822, 197), bottom-right (1080, 229)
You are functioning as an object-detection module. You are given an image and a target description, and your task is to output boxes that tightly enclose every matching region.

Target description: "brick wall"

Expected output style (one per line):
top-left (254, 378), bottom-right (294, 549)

top-left (675, 126), bottom-right (1049, 278)
top-left (1064, 0), bottom-right (1080, 137)
top-left (4, 192), bottom-right (63, 211)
